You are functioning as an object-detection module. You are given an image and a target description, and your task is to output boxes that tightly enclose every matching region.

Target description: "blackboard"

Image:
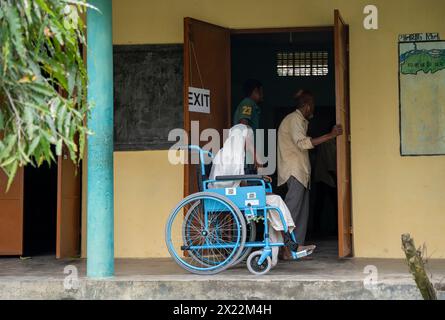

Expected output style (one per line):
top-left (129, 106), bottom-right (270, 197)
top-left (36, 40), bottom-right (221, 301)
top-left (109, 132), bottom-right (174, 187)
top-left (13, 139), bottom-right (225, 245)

top-left (113, 44), bottom-right (183, 151)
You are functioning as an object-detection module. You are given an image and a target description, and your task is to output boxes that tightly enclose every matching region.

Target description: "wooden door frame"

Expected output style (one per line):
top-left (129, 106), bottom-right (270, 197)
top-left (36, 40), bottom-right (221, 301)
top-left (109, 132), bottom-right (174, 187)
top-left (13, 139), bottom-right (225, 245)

top-left (56, 156), bottom-right (82, 259)
top-left (55, 91), bottom-right (82, 259)
top-left (230, 26), bottom-right (333, 35)
top-left (0, 168), bottom-right (24, 255)
top-left (183, 20), bottom-right (353, 257)
top-left (334, 10), bottom-right (353, 257)
top-left (183, 17), bottom-right (232, 198)
top-left (231, 25), bottom-right (353, 257)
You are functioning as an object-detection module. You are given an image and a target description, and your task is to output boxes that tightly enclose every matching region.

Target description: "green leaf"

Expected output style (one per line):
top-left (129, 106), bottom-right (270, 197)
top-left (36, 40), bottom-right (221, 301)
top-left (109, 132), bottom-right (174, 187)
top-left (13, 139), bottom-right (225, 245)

top-left (28, 135), bottom-right (41, 155)
top-left (4, 4), bottom-right (26, 61)
top-left (3, 134), bottom-right (18, 158)
top-left (6, 161), bottom-right (19, 190)
top-left (0, 156), bottom-right (17, 168)
top-left (0, 110), bottom-right (4, 130)
top-left (2, 36), bottom-right (11, 73)
top-left (61, 0), bottom-right (100, 13)
top-left (24, 106), bottom-right (36, 137)
top-left (56, 138), bottom-right (62, 156)
top-left (23, 0), bottom-right (33, 25)
top-left (57, 103), bottom-right (67, 133)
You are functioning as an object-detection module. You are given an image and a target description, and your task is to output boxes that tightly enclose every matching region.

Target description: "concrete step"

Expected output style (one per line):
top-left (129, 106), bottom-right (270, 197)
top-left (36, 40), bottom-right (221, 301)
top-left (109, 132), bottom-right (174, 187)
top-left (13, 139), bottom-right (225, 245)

top-left (1, 276), bottom-right (444, 300)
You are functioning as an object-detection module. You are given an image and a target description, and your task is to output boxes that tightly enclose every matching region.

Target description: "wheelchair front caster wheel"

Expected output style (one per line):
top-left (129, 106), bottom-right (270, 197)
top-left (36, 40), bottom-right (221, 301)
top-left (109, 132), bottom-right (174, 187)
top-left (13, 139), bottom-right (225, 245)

top-left (246, 251), bottom-right (271, 275)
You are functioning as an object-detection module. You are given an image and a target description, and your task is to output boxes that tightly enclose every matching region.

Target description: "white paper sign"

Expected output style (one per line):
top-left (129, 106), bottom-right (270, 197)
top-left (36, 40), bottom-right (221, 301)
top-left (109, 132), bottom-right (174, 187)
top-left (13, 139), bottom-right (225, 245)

top-left (399, 33), bottom-right (440, 42)
top-left (188, 87), bottom-right (210, 114)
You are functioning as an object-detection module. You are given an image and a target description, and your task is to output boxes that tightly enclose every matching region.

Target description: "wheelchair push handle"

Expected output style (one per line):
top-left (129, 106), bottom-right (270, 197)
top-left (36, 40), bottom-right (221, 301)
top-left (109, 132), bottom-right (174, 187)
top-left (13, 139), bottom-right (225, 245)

top-left (175, 145), bottom-right (213, 176)
top-left (175, 145), bottom-right (214, 159)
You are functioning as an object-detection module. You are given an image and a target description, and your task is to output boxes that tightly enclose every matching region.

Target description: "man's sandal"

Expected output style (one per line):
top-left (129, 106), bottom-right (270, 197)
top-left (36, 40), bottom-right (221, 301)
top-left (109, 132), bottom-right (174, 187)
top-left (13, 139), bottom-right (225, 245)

top-left (282, 233), bottom-right (317, 260)
top-left (283, 233), bottom-right (299, 251)
top-left (295, 244), bottom-right (316, 260)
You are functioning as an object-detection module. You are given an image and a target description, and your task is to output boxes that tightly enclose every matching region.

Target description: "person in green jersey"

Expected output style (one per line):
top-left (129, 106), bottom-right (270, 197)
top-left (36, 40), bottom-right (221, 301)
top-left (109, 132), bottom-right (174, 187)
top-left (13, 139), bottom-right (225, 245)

top-left (233, 79), bottom-right (263, 131)
top-left (233, 79), bottom-right (264, 174)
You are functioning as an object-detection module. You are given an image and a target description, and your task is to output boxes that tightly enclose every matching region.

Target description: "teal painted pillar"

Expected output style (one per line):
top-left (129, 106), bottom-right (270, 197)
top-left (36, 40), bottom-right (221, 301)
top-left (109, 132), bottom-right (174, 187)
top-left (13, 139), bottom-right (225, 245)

top-left (86, 0), bottom-right (114, 278)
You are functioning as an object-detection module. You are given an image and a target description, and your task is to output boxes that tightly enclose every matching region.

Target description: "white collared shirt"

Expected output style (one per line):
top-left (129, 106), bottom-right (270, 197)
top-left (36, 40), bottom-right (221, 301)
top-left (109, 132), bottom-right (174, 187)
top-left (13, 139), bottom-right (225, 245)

top-left (277, 110), bottom-right (314, 188)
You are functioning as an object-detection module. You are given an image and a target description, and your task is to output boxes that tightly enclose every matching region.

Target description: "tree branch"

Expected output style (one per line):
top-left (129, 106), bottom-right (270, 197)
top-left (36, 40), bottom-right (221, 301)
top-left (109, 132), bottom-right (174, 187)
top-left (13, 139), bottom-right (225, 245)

top-left (401, 233), bottom-right (437, 300)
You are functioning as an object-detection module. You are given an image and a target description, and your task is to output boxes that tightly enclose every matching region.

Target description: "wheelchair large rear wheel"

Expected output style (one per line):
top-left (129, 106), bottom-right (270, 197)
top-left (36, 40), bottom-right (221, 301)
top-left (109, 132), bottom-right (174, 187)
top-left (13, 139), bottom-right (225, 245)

top-left (183, 206), bottom-right (256, 268)
top-left (166, 192), bottom-right (246, 274)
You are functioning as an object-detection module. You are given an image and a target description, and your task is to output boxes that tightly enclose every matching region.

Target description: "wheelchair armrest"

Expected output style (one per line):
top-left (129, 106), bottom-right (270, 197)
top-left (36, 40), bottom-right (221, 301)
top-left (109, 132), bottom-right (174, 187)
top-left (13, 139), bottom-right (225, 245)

top-left (204, 175), bottom-right (270, 190)
top-left (215, 175), bottom-right (269, 181)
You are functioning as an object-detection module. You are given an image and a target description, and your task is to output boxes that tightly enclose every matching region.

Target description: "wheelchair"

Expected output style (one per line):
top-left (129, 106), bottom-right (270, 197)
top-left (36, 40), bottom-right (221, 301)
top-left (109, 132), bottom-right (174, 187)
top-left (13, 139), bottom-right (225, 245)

top-left (165, 145), bottom-right (313, 275)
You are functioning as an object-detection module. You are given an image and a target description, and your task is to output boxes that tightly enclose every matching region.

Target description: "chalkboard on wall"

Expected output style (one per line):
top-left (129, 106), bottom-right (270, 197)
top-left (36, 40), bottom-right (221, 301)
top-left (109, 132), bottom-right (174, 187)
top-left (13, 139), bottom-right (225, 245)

top-left (113, 44), bottom-right (183, 151)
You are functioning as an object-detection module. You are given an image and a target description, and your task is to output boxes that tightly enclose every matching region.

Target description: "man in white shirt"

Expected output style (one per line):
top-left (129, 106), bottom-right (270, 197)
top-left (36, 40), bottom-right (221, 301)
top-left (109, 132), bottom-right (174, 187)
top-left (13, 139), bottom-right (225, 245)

top-left (277, 90), bottom-right (343, 256)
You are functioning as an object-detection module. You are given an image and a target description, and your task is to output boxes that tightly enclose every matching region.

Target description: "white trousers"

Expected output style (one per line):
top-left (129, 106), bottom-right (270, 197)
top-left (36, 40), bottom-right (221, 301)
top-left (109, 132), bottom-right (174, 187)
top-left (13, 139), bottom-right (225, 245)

top-left (265, 194), bottom-right (295, 267)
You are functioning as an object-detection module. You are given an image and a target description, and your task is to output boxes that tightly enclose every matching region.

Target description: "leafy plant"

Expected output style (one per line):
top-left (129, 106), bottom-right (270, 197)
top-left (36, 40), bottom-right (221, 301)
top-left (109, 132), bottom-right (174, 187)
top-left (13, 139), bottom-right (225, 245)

top-left (0, 0), bottom-right (93, 187)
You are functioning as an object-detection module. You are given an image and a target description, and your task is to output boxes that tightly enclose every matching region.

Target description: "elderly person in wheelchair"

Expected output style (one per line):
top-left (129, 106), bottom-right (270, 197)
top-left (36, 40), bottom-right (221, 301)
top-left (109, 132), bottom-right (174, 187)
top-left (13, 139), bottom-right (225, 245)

top-left (208, 123), bottom-right (316, 267)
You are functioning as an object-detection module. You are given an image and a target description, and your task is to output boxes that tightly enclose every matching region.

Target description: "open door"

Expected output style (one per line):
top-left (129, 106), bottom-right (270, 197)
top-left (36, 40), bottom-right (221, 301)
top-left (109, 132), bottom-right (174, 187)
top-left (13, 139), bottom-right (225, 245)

top-left (334, 9), bottom-right (352, 257)
top-left (0, 168), bottom-right (24, 255)
top-left (183, 18), bottom-right (231, 196)
top-left (56, 147), bottom-right (81, 258)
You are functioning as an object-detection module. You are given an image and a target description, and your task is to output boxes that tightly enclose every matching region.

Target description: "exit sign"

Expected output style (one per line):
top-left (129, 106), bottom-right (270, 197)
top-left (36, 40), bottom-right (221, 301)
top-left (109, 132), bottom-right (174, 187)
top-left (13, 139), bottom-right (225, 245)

top-left (188, 87), bottom-right (210, 114)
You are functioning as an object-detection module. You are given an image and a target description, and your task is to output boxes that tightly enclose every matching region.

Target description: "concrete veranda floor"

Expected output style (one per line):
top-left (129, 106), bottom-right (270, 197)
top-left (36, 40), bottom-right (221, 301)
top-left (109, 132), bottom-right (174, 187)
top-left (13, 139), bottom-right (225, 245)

top-left (0, 240), bottom-right (444, 299)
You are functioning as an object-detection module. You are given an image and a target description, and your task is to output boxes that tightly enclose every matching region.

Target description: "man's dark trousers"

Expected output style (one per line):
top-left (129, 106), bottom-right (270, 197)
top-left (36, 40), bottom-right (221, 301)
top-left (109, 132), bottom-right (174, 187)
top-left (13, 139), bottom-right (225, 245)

top-left (284, 176), bottom-right (310, 245)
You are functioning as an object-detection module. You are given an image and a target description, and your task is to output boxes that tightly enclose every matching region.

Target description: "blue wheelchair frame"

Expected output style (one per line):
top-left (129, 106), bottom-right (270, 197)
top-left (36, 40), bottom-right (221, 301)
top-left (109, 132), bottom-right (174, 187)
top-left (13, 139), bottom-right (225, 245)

top-left (188, 145), bottom-right (299, 266)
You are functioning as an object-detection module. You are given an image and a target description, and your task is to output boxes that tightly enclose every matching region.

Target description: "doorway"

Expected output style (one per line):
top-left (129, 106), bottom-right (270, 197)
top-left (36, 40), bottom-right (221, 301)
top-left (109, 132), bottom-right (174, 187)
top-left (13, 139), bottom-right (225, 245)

top-left (23, 162), bottom-right (58, 256)
top-left (0, 151), bottom-right (82, 258)
top-left (231, 30), bottom-right (338, 255)
top-left (183, 10), bottom-right (352, 257)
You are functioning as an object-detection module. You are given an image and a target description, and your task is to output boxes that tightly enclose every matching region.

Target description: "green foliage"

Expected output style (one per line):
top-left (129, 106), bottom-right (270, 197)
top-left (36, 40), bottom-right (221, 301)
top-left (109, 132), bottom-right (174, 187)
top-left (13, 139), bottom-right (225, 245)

top-left (0, 0), bottom-right (93, 187)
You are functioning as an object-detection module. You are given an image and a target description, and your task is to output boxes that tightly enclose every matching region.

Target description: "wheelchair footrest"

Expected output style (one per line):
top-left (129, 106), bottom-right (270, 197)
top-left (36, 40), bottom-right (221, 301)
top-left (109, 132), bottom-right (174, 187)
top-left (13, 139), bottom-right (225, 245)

top-left (292, 249), bottom-right (314, 259)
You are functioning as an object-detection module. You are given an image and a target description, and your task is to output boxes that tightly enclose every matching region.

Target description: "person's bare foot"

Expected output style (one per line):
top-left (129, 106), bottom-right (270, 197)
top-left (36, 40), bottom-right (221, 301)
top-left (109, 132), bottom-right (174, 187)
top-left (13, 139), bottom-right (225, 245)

top-left (278, 246), bottom-right (293, 261)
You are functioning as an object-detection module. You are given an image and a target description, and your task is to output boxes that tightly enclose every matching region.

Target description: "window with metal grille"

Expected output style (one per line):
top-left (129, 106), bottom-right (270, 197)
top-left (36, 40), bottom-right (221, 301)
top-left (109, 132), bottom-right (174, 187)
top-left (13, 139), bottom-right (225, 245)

top-left (277, 51), bottom-right (329, 76)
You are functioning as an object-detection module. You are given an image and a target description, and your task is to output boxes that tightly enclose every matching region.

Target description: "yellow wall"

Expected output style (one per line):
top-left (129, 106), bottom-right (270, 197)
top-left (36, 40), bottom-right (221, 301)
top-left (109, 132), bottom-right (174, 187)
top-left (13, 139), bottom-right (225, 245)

top-left (113, 151), bottom-right (183, 257)
top-left (81, 150), bottom-right (184, 258)
top-left (102, 0), bottom-right (445, 258)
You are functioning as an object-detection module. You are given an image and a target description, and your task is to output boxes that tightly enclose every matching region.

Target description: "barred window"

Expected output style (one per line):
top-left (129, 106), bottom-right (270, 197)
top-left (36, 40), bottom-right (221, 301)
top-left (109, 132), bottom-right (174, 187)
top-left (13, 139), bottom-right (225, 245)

top-left (277, 51), bottom-right (328, 77)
